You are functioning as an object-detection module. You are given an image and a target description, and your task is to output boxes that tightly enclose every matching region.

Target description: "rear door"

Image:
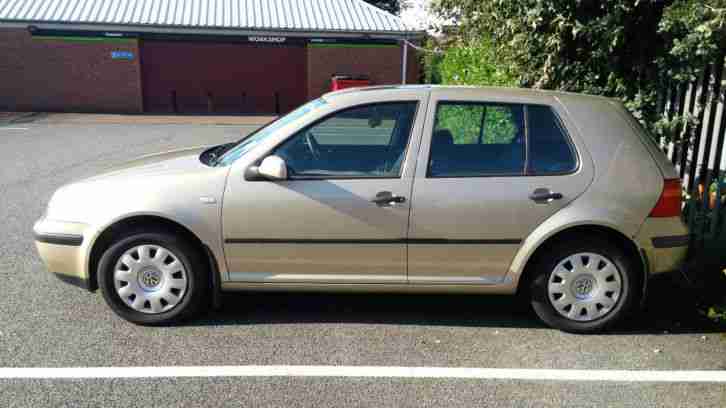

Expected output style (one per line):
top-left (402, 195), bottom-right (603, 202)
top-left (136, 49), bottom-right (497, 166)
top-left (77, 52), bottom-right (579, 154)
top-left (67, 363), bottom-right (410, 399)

top-left (407, 90), bottom-right (593, 284)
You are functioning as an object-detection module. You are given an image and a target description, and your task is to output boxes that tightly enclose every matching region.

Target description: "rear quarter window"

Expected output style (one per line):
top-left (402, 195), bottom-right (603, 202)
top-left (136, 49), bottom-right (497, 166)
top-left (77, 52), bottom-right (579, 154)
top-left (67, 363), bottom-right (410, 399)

top-left (527, 105), bottom-right (578, 175)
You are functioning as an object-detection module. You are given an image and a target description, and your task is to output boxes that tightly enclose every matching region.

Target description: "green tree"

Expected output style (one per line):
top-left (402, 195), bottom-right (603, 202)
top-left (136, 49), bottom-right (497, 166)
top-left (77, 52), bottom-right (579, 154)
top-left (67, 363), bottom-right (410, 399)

top-left (437, 37), bottom-right (517, 87)
top-left (431, 0), bottom-right (726, 139)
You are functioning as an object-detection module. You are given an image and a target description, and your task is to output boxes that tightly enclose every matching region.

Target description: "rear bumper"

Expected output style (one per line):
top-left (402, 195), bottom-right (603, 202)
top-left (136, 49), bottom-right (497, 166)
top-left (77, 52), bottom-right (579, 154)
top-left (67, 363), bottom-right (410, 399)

top-left (635, 217), bottom-right (690, 275)
top-left (651, 234), bottom-right (690, 249)
top-left (33, 217), bottom-right (93, 291)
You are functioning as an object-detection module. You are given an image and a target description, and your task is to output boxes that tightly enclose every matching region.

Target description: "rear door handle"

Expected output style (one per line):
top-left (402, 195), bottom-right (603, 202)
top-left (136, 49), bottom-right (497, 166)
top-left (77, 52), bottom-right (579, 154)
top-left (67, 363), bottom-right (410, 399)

top-left (530, 188), bottom-right (563, 203)
top-left (372, 191), bottom-right (406, 206)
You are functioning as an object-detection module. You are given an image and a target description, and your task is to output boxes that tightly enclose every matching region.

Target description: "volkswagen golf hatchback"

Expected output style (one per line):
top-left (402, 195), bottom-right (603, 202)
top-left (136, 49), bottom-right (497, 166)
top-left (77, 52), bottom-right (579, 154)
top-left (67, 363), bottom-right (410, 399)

top-left (34, 86), bottom-right (689, 333)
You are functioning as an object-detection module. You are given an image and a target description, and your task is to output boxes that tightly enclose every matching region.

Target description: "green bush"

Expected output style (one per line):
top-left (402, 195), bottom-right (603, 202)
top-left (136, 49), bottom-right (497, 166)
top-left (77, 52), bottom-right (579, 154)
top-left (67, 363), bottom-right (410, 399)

top-left (429, 0), bottom-right (726, 142)
top-left (423, 38), bottom-right (445, 85)
top-left (435, 104), bottom-right (517, 144)
top-left (436, 38), bottom-right (518, 87)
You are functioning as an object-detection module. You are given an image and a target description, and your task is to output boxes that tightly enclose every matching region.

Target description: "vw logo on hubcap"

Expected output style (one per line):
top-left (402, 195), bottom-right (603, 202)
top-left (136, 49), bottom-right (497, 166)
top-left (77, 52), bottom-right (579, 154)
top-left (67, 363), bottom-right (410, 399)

top-left (572, 275), bottom-right (596, 299)
top-left (139, 268), bottom-right (162, 290)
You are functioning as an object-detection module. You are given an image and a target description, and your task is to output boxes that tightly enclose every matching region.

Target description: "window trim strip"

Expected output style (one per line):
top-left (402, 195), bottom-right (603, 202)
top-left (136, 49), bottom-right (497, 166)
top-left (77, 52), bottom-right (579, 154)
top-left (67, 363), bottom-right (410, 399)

top-left (224, 238), bottom-right (523, 245)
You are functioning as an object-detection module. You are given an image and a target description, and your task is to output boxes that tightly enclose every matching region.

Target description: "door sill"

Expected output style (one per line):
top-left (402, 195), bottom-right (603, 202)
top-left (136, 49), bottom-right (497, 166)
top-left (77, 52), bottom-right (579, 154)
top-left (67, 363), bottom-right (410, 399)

top-left (220, 281), bottom-right (517, 295)
top-left (227, 272), bottom-right (405, 284)
top-left (408, 276), bottom-right (508, 285)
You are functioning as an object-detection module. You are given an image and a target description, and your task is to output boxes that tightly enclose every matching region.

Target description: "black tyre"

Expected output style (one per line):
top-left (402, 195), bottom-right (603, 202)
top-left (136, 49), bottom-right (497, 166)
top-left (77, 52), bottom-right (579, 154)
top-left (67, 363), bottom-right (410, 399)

top-left (529, 237), bottom-right (640, 333)
top-left (98, 231), bottom-right (208, 325)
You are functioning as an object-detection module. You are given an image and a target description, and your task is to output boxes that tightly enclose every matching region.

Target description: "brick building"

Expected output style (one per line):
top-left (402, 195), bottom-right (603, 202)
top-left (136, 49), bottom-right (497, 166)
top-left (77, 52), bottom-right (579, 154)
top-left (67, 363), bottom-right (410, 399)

top-left (0, 0), bottom-right (422, 114)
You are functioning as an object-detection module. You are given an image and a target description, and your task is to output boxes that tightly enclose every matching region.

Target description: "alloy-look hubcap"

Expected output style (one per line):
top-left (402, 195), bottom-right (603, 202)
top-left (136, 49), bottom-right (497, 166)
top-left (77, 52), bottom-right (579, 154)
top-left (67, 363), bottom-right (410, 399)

top-left (113, 244), bottom-right (188, 314)
top-left (547, 252), bottom-right (622, 322)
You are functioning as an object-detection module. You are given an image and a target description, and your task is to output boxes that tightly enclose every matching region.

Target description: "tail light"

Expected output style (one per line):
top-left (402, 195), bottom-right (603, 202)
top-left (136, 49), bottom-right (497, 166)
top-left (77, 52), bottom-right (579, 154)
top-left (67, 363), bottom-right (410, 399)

top-left (649, 179), bottom-right (683, 217)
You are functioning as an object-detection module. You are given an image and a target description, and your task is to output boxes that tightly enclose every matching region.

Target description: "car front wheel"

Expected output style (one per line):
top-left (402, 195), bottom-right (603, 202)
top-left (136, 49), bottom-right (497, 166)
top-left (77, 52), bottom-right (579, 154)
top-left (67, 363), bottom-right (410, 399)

top-left (98, 231), bottom-right (208, 325)
top-left (529, 237), bottom-right (639, 333)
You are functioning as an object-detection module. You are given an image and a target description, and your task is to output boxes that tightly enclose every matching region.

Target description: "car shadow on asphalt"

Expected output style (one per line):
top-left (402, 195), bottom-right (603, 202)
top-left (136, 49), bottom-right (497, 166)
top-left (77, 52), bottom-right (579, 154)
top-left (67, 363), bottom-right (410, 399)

top-left (190, 274), bottom-right (725, 334)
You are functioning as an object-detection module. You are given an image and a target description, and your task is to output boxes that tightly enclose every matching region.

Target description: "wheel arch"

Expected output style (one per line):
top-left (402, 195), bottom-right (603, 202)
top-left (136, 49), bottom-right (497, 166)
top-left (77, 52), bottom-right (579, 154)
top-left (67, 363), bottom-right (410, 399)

top-left (515, 224), bottom-right (646, 296)
top-left (87, 214), bottom-right (219, 294)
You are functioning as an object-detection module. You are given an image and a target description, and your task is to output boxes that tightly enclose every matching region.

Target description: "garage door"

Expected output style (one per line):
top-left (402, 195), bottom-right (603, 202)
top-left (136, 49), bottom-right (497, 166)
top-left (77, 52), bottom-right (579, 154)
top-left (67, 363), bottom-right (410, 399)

top-left (141, 40), bottom-right (307, 115)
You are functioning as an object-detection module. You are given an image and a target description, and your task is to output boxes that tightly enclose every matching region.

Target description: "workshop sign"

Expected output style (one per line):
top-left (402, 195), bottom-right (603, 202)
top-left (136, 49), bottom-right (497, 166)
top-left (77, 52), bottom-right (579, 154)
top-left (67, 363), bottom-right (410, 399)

top-left (248, 36), bottom-right (286, 43)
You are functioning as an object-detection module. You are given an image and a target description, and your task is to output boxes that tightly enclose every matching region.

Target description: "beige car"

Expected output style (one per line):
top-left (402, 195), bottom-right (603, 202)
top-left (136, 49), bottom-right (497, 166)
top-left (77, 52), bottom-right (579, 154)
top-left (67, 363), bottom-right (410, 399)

top-left (34, 86), bottom-right (689, 332)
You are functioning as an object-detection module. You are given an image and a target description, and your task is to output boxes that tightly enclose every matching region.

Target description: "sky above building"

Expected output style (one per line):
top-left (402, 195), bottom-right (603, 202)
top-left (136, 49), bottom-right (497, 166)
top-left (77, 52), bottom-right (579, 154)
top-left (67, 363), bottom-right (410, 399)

top-left (400, 0), bottom-right (439, 31)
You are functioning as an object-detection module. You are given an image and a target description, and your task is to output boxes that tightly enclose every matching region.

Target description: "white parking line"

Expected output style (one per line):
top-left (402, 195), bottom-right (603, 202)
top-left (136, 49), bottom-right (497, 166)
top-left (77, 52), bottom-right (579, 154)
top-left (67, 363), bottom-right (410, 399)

top-left (1, 366), bottom-right (725, 382)
top-left (0, 127), bottom-right (29, 130)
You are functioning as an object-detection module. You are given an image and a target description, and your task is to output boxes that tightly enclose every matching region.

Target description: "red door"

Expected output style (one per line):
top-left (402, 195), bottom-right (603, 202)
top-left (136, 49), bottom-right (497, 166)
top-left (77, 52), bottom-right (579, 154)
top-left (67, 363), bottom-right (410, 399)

top-left (141, 40), bottom-right (307, 115)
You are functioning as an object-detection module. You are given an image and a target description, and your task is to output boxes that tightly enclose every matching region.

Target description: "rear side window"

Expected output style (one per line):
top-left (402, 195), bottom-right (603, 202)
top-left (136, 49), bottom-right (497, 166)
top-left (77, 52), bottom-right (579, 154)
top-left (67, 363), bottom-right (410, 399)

top-left (527, 105), bottom-right (577, 175)
top-left (429, 102), bottom-right (525, 177)
top-left (428, 102), bottom-right (576, 177)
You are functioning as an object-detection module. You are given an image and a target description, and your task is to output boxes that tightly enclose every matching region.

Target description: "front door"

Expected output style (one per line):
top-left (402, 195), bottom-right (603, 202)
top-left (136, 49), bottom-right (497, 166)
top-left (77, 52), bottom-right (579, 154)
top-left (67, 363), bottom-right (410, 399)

top-left (408, 93), bottom-right (593, 284)
top-left (223, 101), bottom-right (422, 283)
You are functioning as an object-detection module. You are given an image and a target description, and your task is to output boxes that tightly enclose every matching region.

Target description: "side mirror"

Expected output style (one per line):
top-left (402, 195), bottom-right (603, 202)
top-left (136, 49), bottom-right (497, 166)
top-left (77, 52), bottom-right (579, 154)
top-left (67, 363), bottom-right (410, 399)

top-left (246, 155), bottom-right (288, 181)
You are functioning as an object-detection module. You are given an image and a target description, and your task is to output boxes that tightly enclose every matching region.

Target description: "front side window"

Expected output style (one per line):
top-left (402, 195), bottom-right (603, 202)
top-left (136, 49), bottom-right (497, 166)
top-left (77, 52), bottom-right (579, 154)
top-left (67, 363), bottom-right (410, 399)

top-left (429, 102), bottom-right (525, 177)
top-left (274, 102), bottom-right (418, 179)
top-left (216, 98), bottom-right (328, 166)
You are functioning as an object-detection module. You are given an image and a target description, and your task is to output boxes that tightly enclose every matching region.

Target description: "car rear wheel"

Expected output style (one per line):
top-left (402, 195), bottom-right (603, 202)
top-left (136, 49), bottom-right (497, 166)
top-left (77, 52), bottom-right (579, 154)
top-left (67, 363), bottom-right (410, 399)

top-left (98, 231), bottom-right (208, 325)
top-left (529, 237), bottom-right (639, 333)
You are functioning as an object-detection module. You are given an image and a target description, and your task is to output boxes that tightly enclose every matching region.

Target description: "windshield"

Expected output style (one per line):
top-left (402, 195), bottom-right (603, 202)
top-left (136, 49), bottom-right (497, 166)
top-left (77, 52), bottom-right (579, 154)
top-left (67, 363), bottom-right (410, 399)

top-left (214, 98), bottom-right (328, 166)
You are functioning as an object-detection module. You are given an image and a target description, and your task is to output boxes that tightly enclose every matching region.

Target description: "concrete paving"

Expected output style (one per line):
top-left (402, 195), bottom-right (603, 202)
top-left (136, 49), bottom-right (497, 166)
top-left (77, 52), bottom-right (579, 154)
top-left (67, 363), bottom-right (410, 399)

top-left (0, 120), bottom-right (724, 406)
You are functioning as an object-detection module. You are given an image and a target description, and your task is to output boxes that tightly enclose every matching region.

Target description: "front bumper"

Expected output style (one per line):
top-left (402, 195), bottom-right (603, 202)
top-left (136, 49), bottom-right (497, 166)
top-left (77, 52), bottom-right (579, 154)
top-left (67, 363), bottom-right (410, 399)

top-left (33, 217), bottom-right (93, 290)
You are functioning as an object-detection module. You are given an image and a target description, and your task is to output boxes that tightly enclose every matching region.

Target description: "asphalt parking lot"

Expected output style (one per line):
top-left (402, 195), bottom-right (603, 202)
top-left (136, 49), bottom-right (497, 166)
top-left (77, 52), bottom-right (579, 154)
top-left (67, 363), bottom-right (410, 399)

top-left (0, 115), bottom-right (724, 406)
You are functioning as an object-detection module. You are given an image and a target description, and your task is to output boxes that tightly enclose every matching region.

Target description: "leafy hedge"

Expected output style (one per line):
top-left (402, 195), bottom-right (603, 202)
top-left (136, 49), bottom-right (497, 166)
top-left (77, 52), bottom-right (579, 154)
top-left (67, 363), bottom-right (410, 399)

top-left (428, 37), bottom-right (518, 87)
top-left (435, 104), bottom-right (517, 144)
top-left (429, 0), bottom-right (726, 142)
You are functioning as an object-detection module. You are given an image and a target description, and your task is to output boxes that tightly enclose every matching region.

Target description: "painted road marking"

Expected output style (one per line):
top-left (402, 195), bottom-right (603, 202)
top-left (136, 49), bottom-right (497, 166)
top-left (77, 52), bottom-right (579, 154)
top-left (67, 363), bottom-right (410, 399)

top-left (0, 127), bottom-right (29, 130)
top-left (1, 366), bottom-right (725, 382)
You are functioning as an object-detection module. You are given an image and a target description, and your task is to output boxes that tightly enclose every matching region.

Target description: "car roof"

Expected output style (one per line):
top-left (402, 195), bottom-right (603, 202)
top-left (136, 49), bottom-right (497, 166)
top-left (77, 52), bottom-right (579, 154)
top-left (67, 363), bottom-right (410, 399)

top-left (324, 85), bottom-right (616, 105)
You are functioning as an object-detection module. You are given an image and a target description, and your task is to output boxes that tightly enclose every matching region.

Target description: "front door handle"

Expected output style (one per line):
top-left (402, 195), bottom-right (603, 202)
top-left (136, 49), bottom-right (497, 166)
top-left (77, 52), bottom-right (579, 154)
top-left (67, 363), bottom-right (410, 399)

top-left (530, 188), bottom-right (563, 203)
top-left (372, 191), bottom-right (406, 206)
